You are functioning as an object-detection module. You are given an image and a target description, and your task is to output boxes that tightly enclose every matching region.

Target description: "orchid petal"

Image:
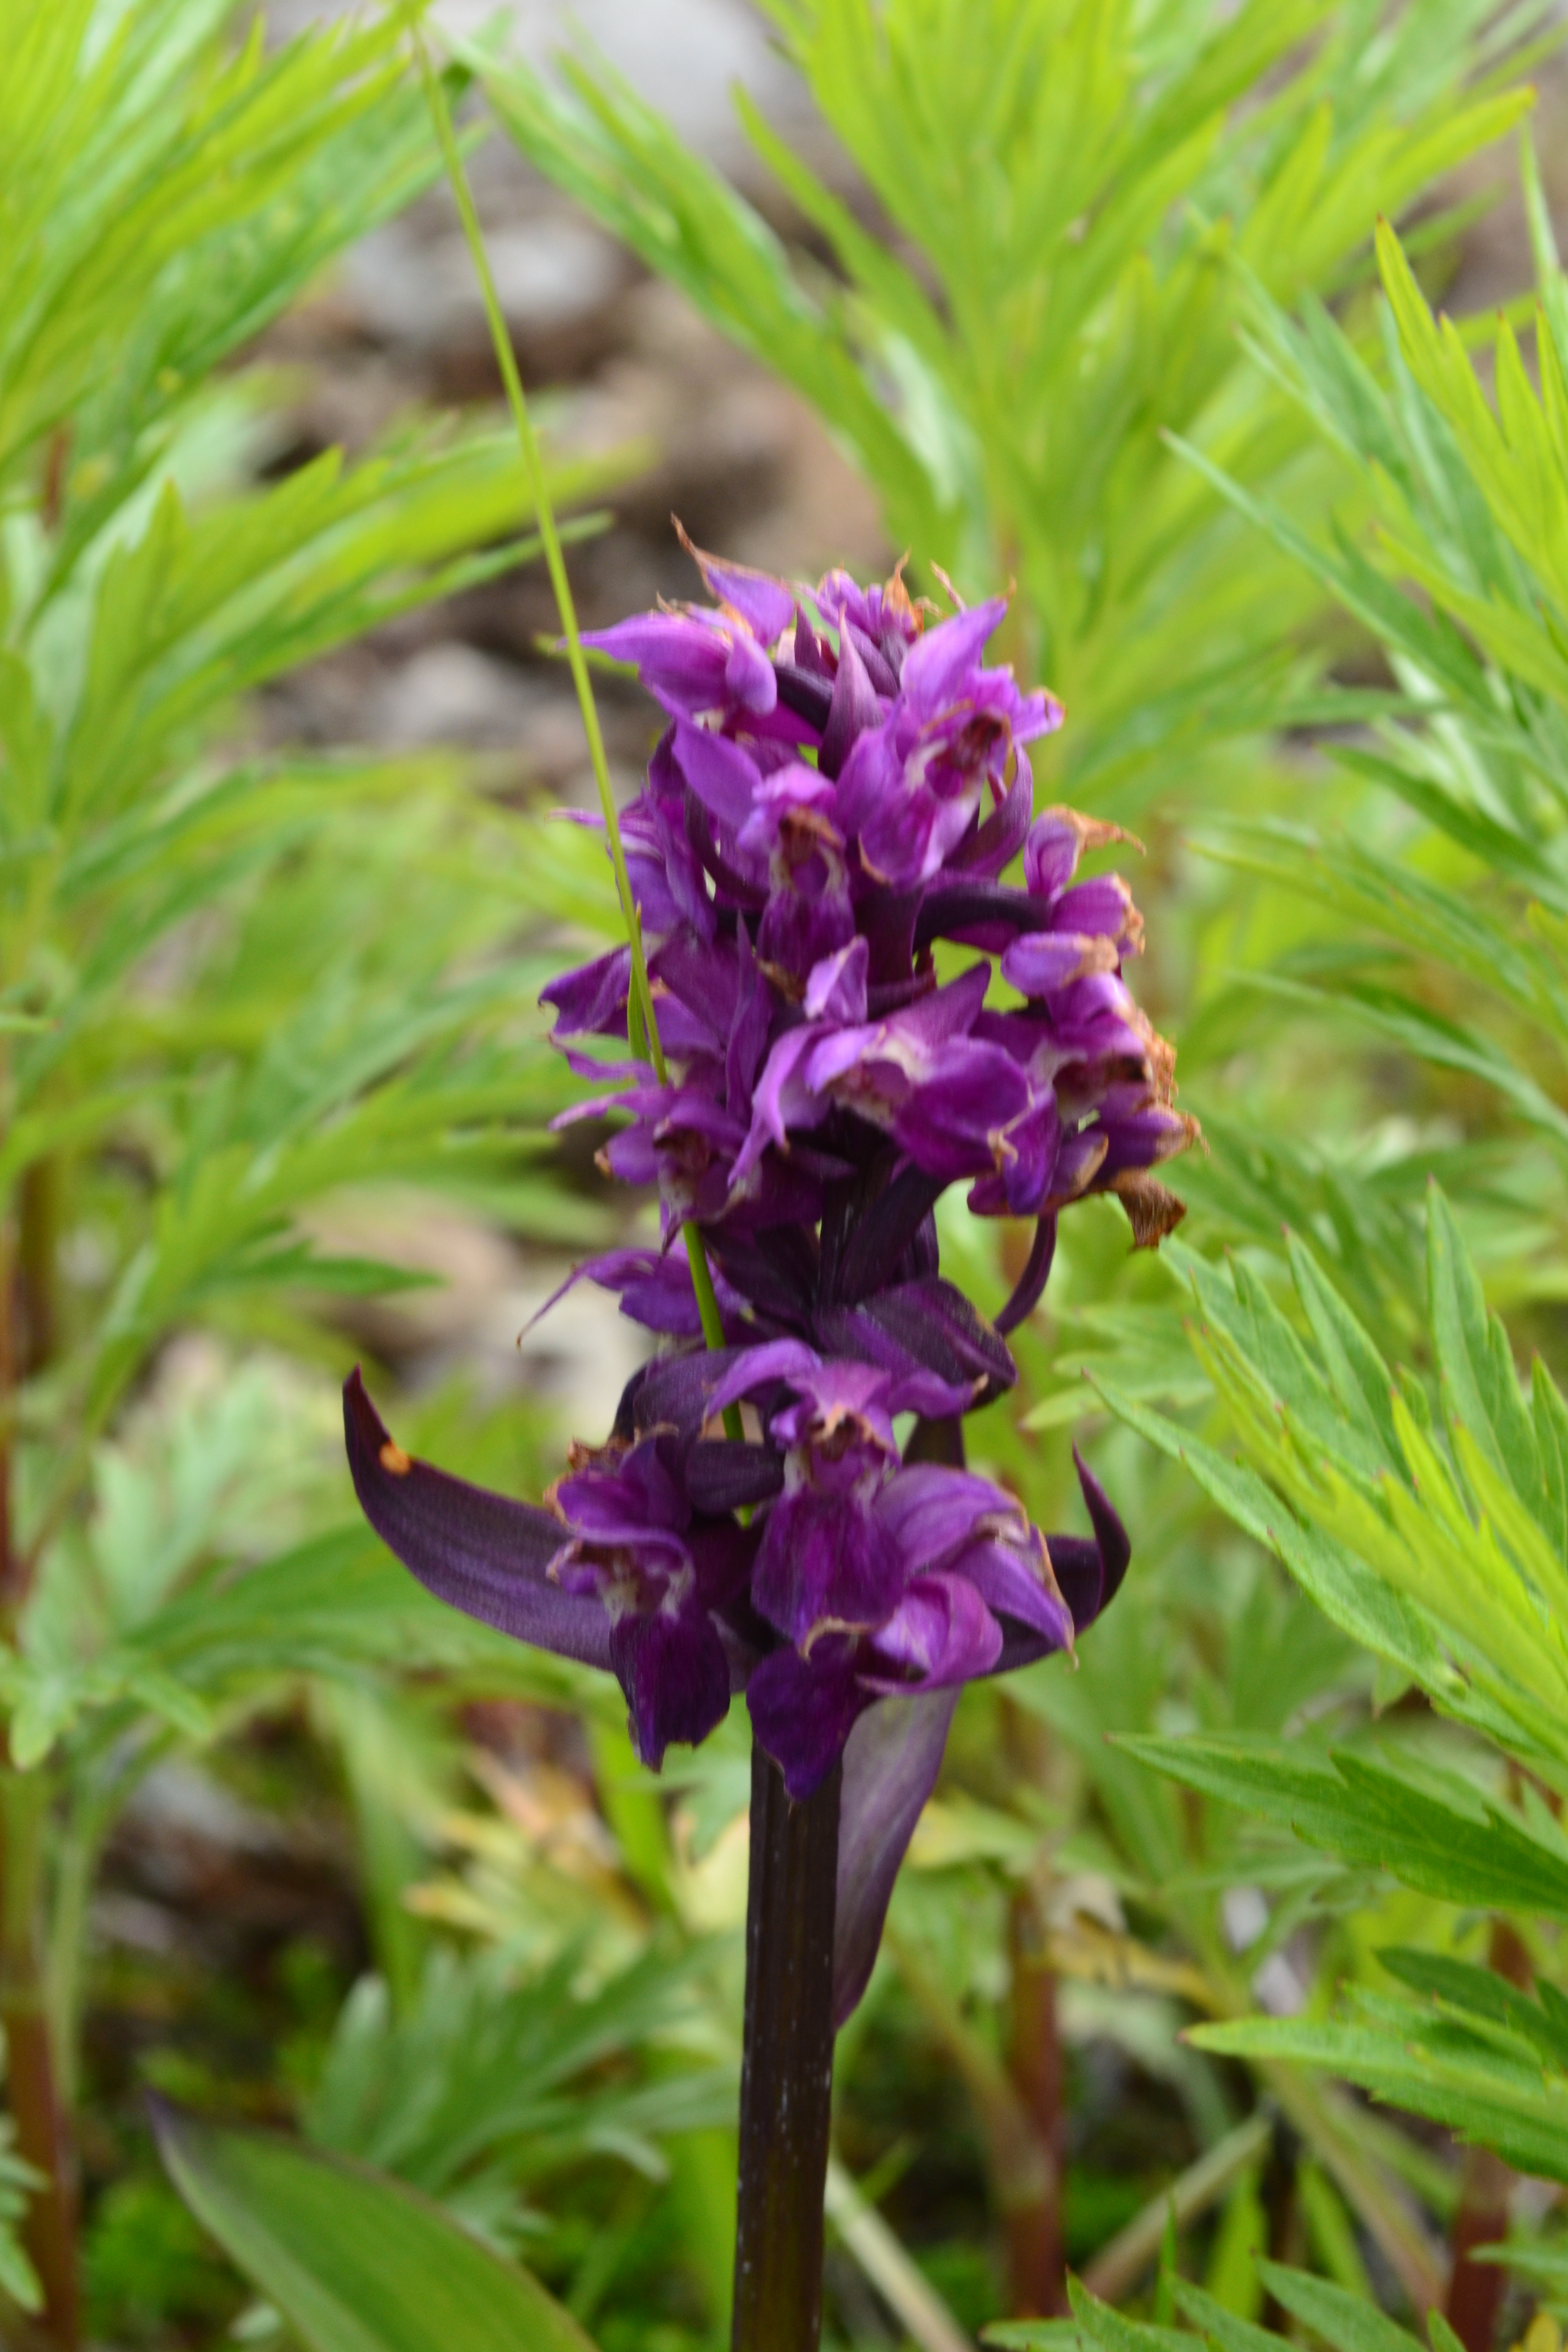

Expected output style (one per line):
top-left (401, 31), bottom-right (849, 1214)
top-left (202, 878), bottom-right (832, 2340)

top-left (819, 625), bottom-right (883, 781)
top-left (581, 614), bottom-right (729, 715)
top-left (683, 542), bottom-right (796, 645)
top-left (673, 719), bottom-right (764, 831)
top-left (747, 1641), bottom-right (868, 1804)
top-left (1001, 930), bottom-right (1119, 997)
top-left (899, 598), bottom-right (1008, 710)
top-left (725, 626), bottom-right (779, 715)
top-left (752, 1487), bottom-right (905, 1649)
top-left (342, 1371), bottom-right (614, 1671)
top-left (611, 1607), bottom-right (733, 1771)
top-left (803, 937), bottom-right (869, 1023)
top-left (705, 1336), bottom-right (822, 1418)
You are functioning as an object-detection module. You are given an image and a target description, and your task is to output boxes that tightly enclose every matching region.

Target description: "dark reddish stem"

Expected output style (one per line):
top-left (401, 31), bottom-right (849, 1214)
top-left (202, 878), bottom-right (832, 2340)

top-left (0, 1775), bottom-right (79, 2350)
top-left (1006, 1889), bottom-right (1066, 2316)
top-left (1, 1162), bottom-right (79, 2350)
top-left (730, 1743), bottom-right (840, 2352)
top-left (1446, 1919), bottom-right (1530, 2352)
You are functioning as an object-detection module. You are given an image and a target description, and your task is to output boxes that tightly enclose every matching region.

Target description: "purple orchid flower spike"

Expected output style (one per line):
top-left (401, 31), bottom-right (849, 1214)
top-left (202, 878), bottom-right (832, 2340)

top-left (345, 535), bottom-right (1192, 2096)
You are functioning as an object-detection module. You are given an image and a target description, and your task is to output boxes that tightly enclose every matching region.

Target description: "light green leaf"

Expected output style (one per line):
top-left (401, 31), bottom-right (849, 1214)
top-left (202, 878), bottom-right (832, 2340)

top-left (1255, 2261), bottom-right (1424, 2352)
top-left (1119, 1732), bottom-right (1568, 1917)
top-left (154, 2102), bottom-right (598, 2352)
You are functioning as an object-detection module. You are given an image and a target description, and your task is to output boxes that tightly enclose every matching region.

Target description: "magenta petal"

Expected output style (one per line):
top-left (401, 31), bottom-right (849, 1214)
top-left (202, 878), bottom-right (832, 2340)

top-left (1045, 1124), bottom-right (1111, 1206)
top-left (553, 1441), bottom-right (689, 1554)
top-left (684, 1439), bottom-right (786, 1515)
top-left (747, 1640), bottom-right (870, 1802)
top-left (532, 1247), bottom-right (745, 1340)
top-left (951, 750), bottom-right (1033, 877)
top-left (1023, 812), bottom-right (1084, 899)
top-left (1054, 875), bottom-right (1137, 941)
top-left (899, 598), bottom-right (1008, 711)
top-left (832, 720), bottom-right (903, 846)
top-left (541, 947), bottom-right (631, 1039)
top-left (856, 780), bottom-right (940, 892)
top-left (342, 1371), bottom-right (614, 1671)
top-left (803, 937), bottom-right (869, 1023)
top-left (730, 1026), bottom-right (829, 1194)
top-left (1001, 930), bottom-right (1117, 997)
top-left (599, 1125), bottom-right (662, 1186)
top-left (635, 1348), bottom-right (740, 1442)
top-left (725, 626), bottom-right (778, 715)
top-left (818, 625), bottom-right (883, 781)
top-left (610, 1605), bottom-right (732, 1770)
top-left (955, 1536), bottom-right (1073, 1649)
top-left (757, 876), bottom-right (856, 982)
top-left (692, 552), bottom-right (796, 646)
top-left (581, 614), bottom-right (730, 715)
top-left (860, 1571), bottom-right (1002, 1689)
top-left (832, 1687), bottom-right (959, 2024)
top-left (874, 1462), bottom-right (1025, 1573)
top-left (883, 1366), bottom-right (978, 1419)
top-left (751, 1487), bottom-right (905, 1648)
top-left (705, 1336), bottom-right (823, 1419)
top-left (831, 1165), bottom-right (945, 1306)
top-left (817, 1276), bottom-right (1016, 1398)
top-left (845, 622), bottom-right (899, 699)
top-left (889, 1041), bottom-right (1032, 1184)
top-left (673, 719), bottom-right (763, 830)
top-left (897, 960), bottom-right (991, 1046)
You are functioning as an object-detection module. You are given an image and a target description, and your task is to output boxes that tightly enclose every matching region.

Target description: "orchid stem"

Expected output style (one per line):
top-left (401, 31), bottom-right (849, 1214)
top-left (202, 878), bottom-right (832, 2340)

top-left (0, 1101), bottom-right (79, 2349)
top-left (401, 4), bottom-right (739, 1412)
top-left (731, 1743), bottom-right (840, 2352)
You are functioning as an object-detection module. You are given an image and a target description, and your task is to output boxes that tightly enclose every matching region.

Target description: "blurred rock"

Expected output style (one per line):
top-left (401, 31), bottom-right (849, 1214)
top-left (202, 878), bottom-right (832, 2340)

top-left (305, 1197), bottom-right (652, 1446)
top-left (267, 0), bottom-right (812, 173)
top-left (374, 641), bottom-right (565, 761)
top-left (341, 213), bottom-right (633, 389)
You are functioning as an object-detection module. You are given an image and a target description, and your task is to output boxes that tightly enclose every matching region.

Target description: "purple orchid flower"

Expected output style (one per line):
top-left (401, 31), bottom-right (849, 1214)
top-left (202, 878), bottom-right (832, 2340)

top-left (346, 1374), bottom-right (1128, 2032)
top-left (345, 537), bottom-right (1190, 2026)
top-left (831, 602), bottom-right (1061, 891)
top-left (699, 1346), bottom-right (1080, 1812)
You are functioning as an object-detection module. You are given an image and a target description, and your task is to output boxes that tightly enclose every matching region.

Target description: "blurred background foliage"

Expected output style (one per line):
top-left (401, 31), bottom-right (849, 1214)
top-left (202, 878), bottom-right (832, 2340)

top-left (5, 0), bottom-right (1568, 2348)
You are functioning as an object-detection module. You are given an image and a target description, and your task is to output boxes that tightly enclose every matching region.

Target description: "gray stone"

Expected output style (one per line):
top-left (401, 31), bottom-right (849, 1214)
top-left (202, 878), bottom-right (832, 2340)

top-left (266, 0), bottom-right (807, 168)
top-left (341, 213), bottom-right (625, 353)
top-left (376, 640), bottom-right (553, 749)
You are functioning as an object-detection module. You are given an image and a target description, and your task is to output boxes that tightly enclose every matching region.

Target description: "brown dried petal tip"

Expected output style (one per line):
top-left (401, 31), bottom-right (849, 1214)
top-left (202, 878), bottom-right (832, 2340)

top-left (1112, 1170), bottom-right (1188, 1250)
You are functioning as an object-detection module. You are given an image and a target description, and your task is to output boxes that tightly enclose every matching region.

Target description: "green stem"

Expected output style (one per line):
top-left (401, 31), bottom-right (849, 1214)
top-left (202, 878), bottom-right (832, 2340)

top-left (886, 1924), bottom-right (1052, 2247)
top-left (402, 8), bottom-right (739, 1407)
top-left (1081, 2113), bottom-right (1275, 2303)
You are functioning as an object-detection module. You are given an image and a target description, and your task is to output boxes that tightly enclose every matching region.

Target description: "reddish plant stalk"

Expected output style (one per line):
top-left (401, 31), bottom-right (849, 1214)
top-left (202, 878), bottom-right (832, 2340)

top-left (1445, 1919), bottom-right (1530, 2352)
top-left (730, 1744), bottom-right (840, 2352)
top-left (0, 1774), bottom-right (79, 2350)
top-left (0, 1168), bottom-right (79, 2351)
top-left (1007, 1890), bottom-right (1067, 2316)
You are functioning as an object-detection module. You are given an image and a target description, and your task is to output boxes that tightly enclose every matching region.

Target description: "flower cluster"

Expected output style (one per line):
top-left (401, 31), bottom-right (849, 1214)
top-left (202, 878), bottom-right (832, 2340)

top-left (346, 541), bottom-right (1193, 2023)
top-left (545, 547), bottom-right (1190, 1253)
